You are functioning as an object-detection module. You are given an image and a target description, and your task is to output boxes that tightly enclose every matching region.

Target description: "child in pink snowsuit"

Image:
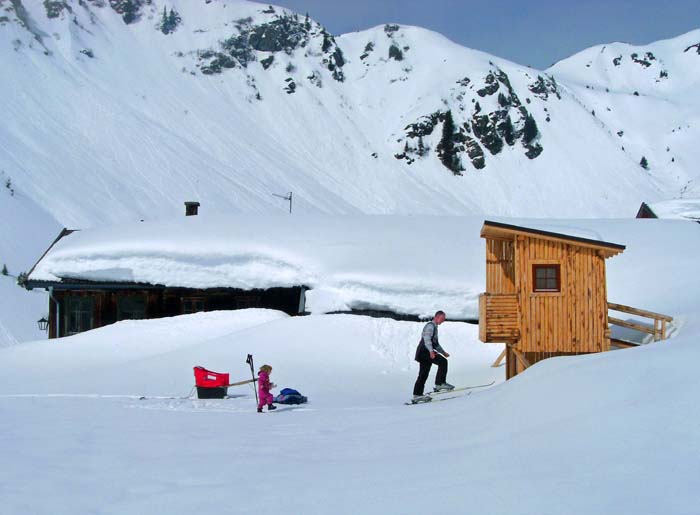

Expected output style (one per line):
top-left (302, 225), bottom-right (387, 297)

top-left (257, 364), bottom-right (277, 412)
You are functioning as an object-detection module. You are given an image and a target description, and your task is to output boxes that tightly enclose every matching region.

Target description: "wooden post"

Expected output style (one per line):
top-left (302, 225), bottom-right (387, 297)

top-left (654, 319), bottom-right (660, 342)
top-left (661, 320), bottom-right (667, 340)
top-left (491, 349), bottom-right (506, 367)
top-left (508, 345), bottom-right (531, 373)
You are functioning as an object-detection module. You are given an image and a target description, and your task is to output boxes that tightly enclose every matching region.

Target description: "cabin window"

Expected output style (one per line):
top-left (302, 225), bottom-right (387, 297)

top-left (64, 296), bottom-right (94, 335)
top-left (533, 264), bottom-right (561, 292)
top-left (117, 295), bottom-right (147, 321)
top-left (182, 297), bottom-right (205, 314)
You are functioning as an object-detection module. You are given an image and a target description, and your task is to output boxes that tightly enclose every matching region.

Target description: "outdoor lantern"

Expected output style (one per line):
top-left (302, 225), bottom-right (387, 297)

top-left (37, 317), bottom-right (49, 331)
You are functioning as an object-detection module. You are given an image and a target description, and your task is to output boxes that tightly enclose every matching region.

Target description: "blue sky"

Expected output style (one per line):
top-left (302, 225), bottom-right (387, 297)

top-left (272, 0), bottom-right (700, 68)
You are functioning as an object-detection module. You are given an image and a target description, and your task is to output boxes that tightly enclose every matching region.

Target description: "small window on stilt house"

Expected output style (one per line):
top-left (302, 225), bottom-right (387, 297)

top-left (533, 264), bottom-right (561, 292)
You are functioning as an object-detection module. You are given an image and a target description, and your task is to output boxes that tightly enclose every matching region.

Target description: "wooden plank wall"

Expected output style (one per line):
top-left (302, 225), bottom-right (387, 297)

top-left (482, 238), bottom-right (518, 344)
top-left (515, 237), bottom-right (609, 354)
top-left (480, 293), bottom-right (519, 343)
top-left (485, 238), bottom-right (516, 294)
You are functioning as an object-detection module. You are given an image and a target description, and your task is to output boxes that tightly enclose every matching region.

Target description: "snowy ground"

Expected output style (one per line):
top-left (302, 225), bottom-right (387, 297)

top-left (2, 217), bottom-right (699, 513)
top-left (1, 315), bottom-right (699, 513)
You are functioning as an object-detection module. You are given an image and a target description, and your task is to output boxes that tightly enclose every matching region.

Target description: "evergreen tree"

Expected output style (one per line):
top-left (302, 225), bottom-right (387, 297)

top-left (122, 0), bottom-right (139, 25)
top-left (522, 114), bottom-right (539, 144)
top-left (160, 6), bottom-right (168, 33)
top-left (417, 136), bottom-right (426, 157)
top-left (502, 116), bottom-right (515, 146)
top-left (640, 156), bottom-right (649, 170)
top-left (1, 264), bottom-right (7, 276)
top-left (438, 111), bottom-right (462, 173)
top-left (161, 6), bottom-right (181, 34)
top-left (321, 30), bottom-right (333, 53)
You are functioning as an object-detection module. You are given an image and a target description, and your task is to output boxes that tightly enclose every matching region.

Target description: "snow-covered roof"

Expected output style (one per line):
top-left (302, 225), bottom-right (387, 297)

top-left (26, 214), bottom-right (489, 319)
top-left (25, 214), bottom-right (696, 319)
top-left (645, 199), bottom-right (700, 221)
top-left (481, 220), bottom-right (626, 257)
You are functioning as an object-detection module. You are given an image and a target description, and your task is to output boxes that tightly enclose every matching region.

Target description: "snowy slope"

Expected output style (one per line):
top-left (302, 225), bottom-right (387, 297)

top-left (548, 30), bottom-right (700, 197)
top-left (0, 316), bottom-right (694, 515)
top-left (2, 0), bottom-right (694, 231)
top-left (0, 171), bottom-right (61, 346)
top-left (1, 213), bottom-right (699, 515)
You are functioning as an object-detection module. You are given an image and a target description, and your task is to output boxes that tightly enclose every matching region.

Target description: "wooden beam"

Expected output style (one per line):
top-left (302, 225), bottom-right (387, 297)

top-left (608, 302), bottom-right (673, 322)
top-left (608, 316), bottom-right (656, 335)
top-left (491, 349), bottom-right (506, 367)
top-left (481, 221), bottom-right (625, 257)
top-left (225, 378), bottom-right (256, 387)
top-left (509, 345), bottom-right (531, 370)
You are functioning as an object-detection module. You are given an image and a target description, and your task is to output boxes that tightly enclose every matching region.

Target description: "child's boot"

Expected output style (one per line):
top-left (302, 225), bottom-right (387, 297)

top-left (257, 407), bottom-right (263, 413)
top-left (267, 403), bottom-right (277, 411)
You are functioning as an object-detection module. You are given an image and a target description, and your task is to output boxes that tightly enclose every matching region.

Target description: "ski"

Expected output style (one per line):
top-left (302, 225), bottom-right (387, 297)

top-left (405, 391), bottom-right (471, 405)
top-left (405, 395), bottom-right (432, 405)
top-left (429, 380), bottom-right (495, 396)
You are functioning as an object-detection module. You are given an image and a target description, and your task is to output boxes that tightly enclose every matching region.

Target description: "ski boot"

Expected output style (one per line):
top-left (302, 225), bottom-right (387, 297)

top-left (411, 394), bottom-right (432, 404)
top-left (433, 382), bottom-right (455, 393)
top-left (267, 403), bottom-right (277, 411)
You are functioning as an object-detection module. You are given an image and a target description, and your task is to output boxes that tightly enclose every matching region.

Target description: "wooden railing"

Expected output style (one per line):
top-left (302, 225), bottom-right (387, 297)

top-left (608, 302), bottom-right (673, 346)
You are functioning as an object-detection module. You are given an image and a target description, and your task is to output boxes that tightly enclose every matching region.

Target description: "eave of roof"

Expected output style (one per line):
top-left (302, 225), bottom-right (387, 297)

top-left (22, 228), bottom-right (78, 288)
top-left (23, 279), bottom-right (165, 291)
top-left (480, 220), bottom-right (626, 258)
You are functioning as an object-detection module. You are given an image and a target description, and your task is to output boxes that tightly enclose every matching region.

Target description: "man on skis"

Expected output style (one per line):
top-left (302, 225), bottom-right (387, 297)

top-left (412, 310), bottom-right (454, 403)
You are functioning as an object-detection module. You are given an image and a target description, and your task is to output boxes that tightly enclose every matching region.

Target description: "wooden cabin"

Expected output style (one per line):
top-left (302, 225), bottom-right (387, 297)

top-left (25, 282), bottom-right (306, 339)
top-left (478, 220), bottom-right (626, 379)
top-left (22, 230), bottom-right (307, 339)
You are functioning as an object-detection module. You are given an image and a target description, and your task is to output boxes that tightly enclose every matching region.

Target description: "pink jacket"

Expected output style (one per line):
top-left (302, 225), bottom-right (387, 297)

top-left (258, 371), bottom-right (274, 407)
top-left (258, 371), bottom-right (272, 395)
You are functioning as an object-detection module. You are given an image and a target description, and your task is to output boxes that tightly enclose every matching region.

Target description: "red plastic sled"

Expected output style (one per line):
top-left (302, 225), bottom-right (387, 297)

top-left (193, 366), bottom-right (230, 399)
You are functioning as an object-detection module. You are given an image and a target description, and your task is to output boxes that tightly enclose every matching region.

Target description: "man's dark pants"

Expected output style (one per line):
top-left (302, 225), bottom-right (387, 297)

top-left (413, 354), bottom-right (448, 396)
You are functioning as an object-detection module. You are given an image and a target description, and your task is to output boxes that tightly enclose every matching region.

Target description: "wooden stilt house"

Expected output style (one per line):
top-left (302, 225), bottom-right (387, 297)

top-left (478, 220), bottom-right (626, 379)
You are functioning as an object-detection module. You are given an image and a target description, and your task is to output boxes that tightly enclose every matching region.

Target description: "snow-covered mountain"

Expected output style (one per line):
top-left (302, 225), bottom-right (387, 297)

top-left (1, 0), bottom-right (699, 346)
top-left (1, 0), bottom-right (698, 228)
top-left (548, 30), bottom-right (700, 199)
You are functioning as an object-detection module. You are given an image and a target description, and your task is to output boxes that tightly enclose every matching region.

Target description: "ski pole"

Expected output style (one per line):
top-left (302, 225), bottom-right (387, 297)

top-left (246, 354), bottom-right (258, 406)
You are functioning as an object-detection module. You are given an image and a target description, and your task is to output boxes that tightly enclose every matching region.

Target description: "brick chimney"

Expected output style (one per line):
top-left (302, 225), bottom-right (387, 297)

top-left (185, 201), bottom-right (200, 216)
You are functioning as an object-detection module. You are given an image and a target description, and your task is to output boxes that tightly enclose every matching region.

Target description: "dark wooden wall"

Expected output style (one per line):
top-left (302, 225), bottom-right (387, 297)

top-left (48, 286), bottom-right (304, 338)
